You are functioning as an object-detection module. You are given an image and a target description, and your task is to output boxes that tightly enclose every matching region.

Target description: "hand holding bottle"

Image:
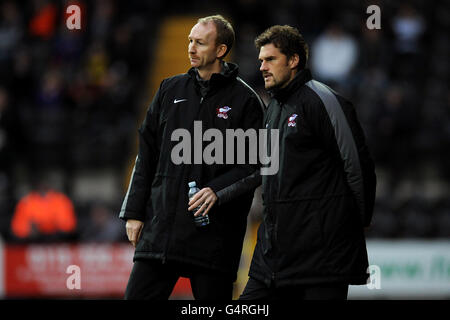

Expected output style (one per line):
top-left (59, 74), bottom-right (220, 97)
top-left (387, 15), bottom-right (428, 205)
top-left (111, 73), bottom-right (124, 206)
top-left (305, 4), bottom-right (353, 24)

top-left (188, 182), bottom-right (217, 227)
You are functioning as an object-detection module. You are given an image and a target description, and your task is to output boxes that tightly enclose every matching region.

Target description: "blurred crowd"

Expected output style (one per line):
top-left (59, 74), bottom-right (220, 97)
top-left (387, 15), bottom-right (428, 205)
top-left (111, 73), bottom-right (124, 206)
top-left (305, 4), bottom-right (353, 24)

top-left (0, 0), bottom-right (157, 242)
top-left (0, 0), bottom-right (449, 243)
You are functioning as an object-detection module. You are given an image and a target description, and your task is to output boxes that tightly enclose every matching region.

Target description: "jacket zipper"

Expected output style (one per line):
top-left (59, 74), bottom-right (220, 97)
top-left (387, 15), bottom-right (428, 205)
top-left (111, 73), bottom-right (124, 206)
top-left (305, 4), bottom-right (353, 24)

top-left (275, 103), bottom-right (283, 200)
top-left (269, 102), bottom-right (282, 238)
top-left (161, 95), bottom-right (205, 264)
top-left (269, 103), bottom-right (282, 286)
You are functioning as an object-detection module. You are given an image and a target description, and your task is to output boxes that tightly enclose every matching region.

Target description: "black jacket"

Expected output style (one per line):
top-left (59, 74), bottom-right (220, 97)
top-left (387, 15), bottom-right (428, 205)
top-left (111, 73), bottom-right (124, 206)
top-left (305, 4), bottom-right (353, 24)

top-left (119, 62), bottom-right (264, 278)
top-left (249, 69), bottom-right (376, 287)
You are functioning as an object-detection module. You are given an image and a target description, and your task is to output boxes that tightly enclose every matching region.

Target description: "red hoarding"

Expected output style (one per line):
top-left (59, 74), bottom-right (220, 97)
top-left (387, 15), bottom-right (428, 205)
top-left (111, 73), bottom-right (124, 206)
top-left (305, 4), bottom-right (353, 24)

top-left (4, 243), bottom-right (192, 298)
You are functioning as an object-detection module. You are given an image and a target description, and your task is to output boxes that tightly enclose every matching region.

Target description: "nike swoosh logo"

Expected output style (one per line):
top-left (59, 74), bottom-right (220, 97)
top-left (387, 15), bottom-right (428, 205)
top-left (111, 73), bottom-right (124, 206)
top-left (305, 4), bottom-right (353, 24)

top-left (174, 99), bottom-right (187, 104)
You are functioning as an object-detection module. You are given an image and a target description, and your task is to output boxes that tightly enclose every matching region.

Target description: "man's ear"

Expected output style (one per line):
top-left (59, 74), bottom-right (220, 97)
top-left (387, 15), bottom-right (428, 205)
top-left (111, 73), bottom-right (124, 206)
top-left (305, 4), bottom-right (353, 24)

top-left (289, 54), bottom-right (300, 70)
top-left (216, 44), bottom-right (227, 59)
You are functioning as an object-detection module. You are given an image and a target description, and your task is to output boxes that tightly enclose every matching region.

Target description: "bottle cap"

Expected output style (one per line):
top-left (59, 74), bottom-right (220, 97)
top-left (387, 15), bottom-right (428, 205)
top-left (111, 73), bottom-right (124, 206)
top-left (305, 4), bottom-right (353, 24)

top-left (188, 181), bottom-right (196, 188)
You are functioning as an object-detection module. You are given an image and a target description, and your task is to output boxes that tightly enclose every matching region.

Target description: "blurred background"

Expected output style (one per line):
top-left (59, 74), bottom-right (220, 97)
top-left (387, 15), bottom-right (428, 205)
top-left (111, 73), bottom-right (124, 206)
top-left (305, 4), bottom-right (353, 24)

top-left (0, 0), bottom-right (449, 299)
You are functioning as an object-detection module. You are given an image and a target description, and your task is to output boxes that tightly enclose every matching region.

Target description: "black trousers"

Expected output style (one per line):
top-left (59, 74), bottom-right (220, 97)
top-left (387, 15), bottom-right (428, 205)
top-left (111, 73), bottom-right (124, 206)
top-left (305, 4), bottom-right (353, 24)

top-left (239, 277), bottom-right (348, 300)
top-left (124, 259), bottom-right (234, 300)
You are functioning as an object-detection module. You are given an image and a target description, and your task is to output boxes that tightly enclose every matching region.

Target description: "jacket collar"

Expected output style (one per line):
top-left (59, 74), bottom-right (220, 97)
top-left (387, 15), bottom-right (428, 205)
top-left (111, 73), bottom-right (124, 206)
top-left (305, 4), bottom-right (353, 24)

top-left (188, 61), bottom-right (238, 86)
top-left (270, 68), bottom-right (312, 102)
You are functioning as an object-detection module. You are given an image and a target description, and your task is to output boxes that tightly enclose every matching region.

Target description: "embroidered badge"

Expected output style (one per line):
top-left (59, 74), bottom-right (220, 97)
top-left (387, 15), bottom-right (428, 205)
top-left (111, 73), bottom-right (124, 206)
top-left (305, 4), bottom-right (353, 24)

top-left (217, 106), bottom-right (231, 119)
top-left (288, 113), bottom-right (298, 127)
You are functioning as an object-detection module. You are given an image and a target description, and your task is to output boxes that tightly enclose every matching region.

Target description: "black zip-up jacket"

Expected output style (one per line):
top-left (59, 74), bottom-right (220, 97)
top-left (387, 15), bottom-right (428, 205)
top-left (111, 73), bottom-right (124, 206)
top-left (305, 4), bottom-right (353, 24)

top-left (248, 69), bottom-right (376, 287)
top-left (119, 62), bottom-right (264, 279)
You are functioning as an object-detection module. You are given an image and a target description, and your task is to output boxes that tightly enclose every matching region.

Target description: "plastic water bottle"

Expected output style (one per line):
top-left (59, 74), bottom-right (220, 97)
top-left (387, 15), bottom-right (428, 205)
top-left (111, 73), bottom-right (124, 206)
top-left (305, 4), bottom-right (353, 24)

top-left (188, 181), bottom-right (210, 227)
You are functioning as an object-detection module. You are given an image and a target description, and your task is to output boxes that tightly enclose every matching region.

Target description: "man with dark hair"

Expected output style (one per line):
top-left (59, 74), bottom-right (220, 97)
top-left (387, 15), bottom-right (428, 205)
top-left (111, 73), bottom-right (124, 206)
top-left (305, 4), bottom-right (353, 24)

top-left (120, 15), bottom-right (264, 300)
top-left (240, 25), bottom-right (376, 300)
top-left (255, 25), bottom-right (309, 71)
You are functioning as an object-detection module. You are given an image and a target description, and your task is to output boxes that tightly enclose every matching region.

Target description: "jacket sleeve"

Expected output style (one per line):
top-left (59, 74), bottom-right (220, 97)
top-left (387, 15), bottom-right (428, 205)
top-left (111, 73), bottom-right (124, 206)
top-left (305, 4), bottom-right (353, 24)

top-left (338, 99), bottom-right (377, 227)
top-left (305, 81), bottom-right (376, 227)
top-left (205, 94), bottom-right (264, 205)
top-left (119, 82), bottom-right (163, 221)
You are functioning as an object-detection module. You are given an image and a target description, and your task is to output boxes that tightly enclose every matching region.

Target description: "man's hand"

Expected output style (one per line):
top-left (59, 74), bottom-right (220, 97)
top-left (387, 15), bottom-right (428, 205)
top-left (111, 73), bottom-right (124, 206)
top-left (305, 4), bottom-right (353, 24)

top-left (125, 219), bottom-right (144, 248)
top-left (188, 187), bottom-right (218, 217)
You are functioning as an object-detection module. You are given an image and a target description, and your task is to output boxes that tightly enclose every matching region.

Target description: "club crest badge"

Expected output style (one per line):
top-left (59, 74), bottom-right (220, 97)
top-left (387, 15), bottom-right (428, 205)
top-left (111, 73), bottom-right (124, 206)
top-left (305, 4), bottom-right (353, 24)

top-left (288, 113), bottom-right (298, 127)
top-left (217, 106), bottom-right (231, 119)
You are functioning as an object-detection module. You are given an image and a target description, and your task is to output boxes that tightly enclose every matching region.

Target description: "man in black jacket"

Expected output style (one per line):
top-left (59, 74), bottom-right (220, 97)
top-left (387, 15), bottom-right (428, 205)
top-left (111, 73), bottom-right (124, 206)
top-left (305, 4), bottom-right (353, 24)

top-left (119, 15), bottom-right (264, 300)
top-left (240, 25), bottom-right (376, 300)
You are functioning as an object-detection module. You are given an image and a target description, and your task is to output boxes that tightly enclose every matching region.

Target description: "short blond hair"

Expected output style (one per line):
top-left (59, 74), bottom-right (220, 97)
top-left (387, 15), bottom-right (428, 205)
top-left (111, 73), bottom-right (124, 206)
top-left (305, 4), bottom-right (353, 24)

top-left (198, 15), bottom-right (235, 58)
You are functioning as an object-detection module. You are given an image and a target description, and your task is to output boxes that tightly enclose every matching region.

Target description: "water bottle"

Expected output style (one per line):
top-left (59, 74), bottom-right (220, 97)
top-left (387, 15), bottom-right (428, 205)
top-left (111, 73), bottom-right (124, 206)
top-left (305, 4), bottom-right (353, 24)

top-left (188, 181), bottom-right (210, 227)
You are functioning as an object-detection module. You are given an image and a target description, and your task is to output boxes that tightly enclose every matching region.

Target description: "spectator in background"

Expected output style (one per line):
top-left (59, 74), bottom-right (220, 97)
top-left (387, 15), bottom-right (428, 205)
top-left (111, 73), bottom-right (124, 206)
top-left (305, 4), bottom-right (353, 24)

top-left (310, 23), bottom-right (358, 95)
top-left (390, 3), bottom-right (426, 79)
top-left (80, 201), bottom-right (124, 242)
top-left (392, 4), bottom-right (425, 55)
top-left (371, 84), bottom-right (420, 193)
top-left (0, 0), bottom-right (23, 82)
top-left (359, 26), bottom-right (392, 70)
top-left (27, 67), bottom-right (70, 170)
top-left (28, 0), bottom-right (57, 40)
top-left (10, 173), bottom-right (77, 242)
top-left (0, 86), bottom-right (24, 239)
top-left (90, 0), bottom-right (116, 41)
top-left (10, 45), bottom-right (34, 106)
